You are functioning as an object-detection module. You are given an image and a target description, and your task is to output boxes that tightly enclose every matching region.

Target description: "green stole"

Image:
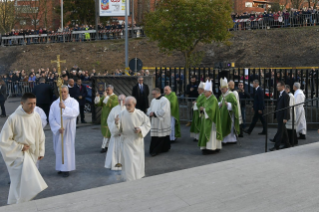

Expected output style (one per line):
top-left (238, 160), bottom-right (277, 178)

top-left (165, 92), bottom-right (181, 138)
top-left (95, 94), bottom-right (119, 138)
top-left (190, 94), bottom-right (206, 134)
top-left (218, 91), bottom-right (240, 138)
top-left (198, 94), bottom-right (223, 148)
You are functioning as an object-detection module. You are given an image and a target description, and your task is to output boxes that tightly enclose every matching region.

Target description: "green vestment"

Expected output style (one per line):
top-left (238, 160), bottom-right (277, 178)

top-left (198, 95), bottom-right (223, 148)
top-left (190, 94), bottom-right (206, 134)
top-left (218, 91), bottom-right (240, 138)
top-left (95, 94), bottom-right (118, 138)
top-left (165, 92), bottom-right (181, 138)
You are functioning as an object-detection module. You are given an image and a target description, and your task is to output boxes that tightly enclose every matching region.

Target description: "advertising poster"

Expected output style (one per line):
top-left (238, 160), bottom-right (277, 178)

top-left (99, 0), bottom-right (129, 16)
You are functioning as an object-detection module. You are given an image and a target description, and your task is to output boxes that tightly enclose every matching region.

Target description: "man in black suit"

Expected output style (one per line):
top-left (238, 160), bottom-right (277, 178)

top-left (75, 79), bottom-right (87, 123)
top-left (0, 80), bottom-right (7, 117)
top-left (269, 81), bottom-right (291, 151)
top-left (68, 79), bottom-right (77, 98)
top-left (132, 77), bottom-right (149, 113)
top-left (32, 78), bottom-right (53, 118)
top-left (243, 79), bottom-right (266, 135)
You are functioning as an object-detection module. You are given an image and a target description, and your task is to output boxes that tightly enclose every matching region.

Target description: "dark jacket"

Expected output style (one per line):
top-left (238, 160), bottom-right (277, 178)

top-left (132, 83), bottom-right (149, 113)
top-left (253, 87), bottom-right (265, 111)
top-left (186, 82), bottom-right (199, 99)
top-left (274, 90), bottom-right (290, 121)
top-left (75, 84), bottom-right (87, 106)
top-left (0, 84), bottom-right (7, 102)
top-left (68, 86), bottom-right (78, 99)
top-left (238, 90), bottom-right (250, 108)
top-left (32, 83), bottom-right (53, 104)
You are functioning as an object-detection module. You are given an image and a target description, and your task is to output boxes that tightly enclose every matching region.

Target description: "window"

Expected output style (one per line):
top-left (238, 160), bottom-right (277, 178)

top-left (245, 2), bottom-right (253, 7)
top-left (31, 19), bottom-right (39, 25)
top-left (20, 20), bottom-right (26, 25)
top-left (16, 6), bottom-right (39, 13)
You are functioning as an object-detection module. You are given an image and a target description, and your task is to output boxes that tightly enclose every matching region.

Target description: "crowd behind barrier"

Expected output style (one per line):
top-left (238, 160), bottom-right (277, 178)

top-left (231, 8), bottom-right (319, 30)
top-left (0, 24), bottom-right (145, 47)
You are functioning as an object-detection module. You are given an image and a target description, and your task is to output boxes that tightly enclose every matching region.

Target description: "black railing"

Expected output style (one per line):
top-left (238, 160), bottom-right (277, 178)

top-left (263, 97), bottom-right (319, 153)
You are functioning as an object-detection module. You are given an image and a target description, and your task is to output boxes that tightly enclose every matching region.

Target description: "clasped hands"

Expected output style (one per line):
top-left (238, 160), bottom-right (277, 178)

top-left (22, 144), bottom-right (43, 160)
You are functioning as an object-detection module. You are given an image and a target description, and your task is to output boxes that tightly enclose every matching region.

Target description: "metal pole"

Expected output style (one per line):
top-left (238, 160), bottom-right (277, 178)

top-left (125, 0), bottom-right (129, 71)
top-left (131, 0), bottom-right (134, 38)
top-left (292, 105), bottom-right (294, 147)
top-left (61, 0), bottom-right (65, 43)
top-left (265, 118), bottom-right (268, 152)
top-left (95, 0), bottom-right (99, 40)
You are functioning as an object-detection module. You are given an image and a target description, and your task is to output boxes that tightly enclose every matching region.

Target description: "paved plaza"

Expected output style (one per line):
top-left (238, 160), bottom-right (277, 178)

top-left (0, 98), bottom-right (318, 211)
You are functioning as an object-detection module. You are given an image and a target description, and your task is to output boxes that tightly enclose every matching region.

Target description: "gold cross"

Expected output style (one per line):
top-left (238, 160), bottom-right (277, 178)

top-left (51, 55), bottom-right (66, 75)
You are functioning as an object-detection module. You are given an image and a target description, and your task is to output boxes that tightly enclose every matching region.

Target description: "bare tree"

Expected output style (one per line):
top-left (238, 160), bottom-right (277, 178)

top-left (16, 0), bottom-right (47, 30)
top-left (291, 0), bottom-right (304, 9)
top-left (0, 0), bottom-right (17, 33)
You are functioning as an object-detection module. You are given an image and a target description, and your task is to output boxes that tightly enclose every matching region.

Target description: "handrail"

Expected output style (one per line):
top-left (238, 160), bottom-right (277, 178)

top-left (262, 95), bottom-right (319, 153)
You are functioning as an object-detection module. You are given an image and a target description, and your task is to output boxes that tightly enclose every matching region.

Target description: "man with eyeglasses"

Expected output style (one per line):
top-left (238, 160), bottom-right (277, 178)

top-left (132, 77), bottom-right (149, 113)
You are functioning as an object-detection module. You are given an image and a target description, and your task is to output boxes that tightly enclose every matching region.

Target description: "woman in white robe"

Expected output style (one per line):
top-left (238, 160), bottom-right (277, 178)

top-left (105, 96), bottom-right (126, 170)
top-left (49, 91), bottom-right (79, 175)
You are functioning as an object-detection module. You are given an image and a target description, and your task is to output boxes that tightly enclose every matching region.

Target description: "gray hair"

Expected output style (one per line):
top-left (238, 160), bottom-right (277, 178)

top-left (118, 94), bottom-right (126, 101)
top-left (59, 85), bottom-right (69, 92)
top-left (164, 85), bottom-right (171, 90)
top-left (293, 82), bottom-right (300, 89)
top-left (106, 84), bottom-right (114, 90)
top-left (125, 96), bottom-right (137, 104)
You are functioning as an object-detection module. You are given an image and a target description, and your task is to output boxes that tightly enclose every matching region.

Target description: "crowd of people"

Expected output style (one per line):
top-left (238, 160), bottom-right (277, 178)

top-left (231, 7), bottom-right (319, 29)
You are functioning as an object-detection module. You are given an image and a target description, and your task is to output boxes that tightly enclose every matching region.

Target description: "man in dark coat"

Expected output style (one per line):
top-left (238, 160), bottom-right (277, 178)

top-left (0, 80), bottom-right (7, 117)
top-left (269, 81), bottom-right (291, 151)
top-left (75, 78), bottom-right (87, 123)
top-left (32, 78), bottom-right (53, 118)
top-left (243, 79), bottom-right (266, 135)
top-left (68, 78), bottom-right (78, 99)
top-left (132, 77), bottom-right (149, 113)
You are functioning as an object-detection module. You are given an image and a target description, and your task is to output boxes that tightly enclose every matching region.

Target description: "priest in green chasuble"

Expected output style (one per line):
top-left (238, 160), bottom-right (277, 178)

top-left (94, 85), bottom-right (119, 153)
top-left (218, 78), bottom-right (240, 144)
top-left (164, 86), bottom-right (181, 142)
top-left (190, 82), bottom-right (206, 141)
top-left (198, 80), bottom-right (223, 155)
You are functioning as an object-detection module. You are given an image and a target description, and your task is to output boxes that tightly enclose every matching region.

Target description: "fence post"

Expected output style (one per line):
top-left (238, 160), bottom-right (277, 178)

top-left (265, 117), bottom-right (268, 152)
top-left (92, 77), bottom-right (96, 124)
top-left (292, 105), bottom-right (294, 147)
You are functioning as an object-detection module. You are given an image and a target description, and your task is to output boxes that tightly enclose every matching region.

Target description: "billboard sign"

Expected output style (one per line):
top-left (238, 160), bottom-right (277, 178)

top-left (99, 0), bottom-right (129, 17)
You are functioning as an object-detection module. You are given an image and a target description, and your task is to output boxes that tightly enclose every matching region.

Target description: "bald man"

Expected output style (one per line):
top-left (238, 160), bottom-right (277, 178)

top-left (116, 96), bottom-right (151, 181)
top-left (68, 79), bottom-right (78, 99)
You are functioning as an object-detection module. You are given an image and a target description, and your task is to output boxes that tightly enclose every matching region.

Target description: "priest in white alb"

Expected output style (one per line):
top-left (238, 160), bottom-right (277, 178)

top-left (49, 85), bottom-right (79, 178)
top-left (293, 82), bottom-right (307, 139)
top-left (228, 80), bottom-right (243, 137)
top-left (105, 94), bottom-right (126, 170)
top-left (147, 88), bottom-right (171, 157)
top-left (0, 93), bottom-right (47, 204)
top-left (115, 96), bottom-right (151, 181)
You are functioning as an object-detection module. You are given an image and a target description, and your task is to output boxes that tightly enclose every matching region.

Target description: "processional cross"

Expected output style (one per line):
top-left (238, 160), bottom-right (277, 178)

top-left (51, 55), bottom-right (66, 164)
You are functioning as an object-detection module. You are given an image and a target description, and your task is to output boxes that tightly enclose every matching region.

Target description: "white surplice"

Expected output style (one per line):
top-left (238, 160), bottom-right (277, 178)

top-left (147, 96), bottom-right (171, 137)
top-left (49, 95), bottom-right (79, 172)
top-left (0, 106), bottom-right (47, 204)
top-left (294, 89), bottom-right (307, 135)
top-left (286, 93), bottom-right (297, 129)
top-left (105, 104), bottom-right (125, 170)
top-left (34, 106), bottom-right (47, 169)
top-left (231, 90), bottom-right (243, 124)
top-left (117, 109), bottom-right (151, 181)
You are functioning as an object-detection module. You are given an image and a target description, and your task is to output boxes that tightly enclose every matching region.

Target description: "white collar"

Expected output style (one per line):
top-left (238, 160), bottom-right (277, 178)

top-left (255, 86), bottom-right (259, 91)
top-left (279, 90), bottom-right (284, 96)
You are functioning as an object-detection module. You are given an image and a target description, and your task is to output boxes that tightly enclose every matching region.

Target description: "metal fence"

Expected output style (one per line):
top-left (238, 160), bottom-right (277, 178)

top-left (232, 14), bottom-right (319, 30)
top-left (1, 27), bottom-right (145, 47)
top-left (155, 67), bottom-right (319, 125)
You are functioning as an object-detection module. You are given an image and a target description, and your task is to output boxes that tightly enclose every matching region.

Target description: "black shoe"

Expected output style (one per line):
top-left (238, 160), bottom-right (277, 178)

top-left (57, 171), bottom-right (63, 174)
top-left (193, 139), bottom-right (198, 142)
top-left (100, 148), bottom-right (107, 153)
top-left (243, 129), bottom-right (251, 135)
top-left (238, 134), bottom-right (243, 138)
top-left (269, 139), bottom-right (275, 143)
top-left (269, 147), bottom-right (279, 151)
top-left (202, 149), bottom-right (219, 155)
top-left (62, 172), bottom-right (69, 177)
top-left (81, 120), bottom-right (87, 124)
top-left (279, 145), bottom-right (290, 149)
top-left (150, 153), bottom-right (158, 157)
top-left (298, 134), bottom-right (306, 140)
top-left (258, 132), bottom-right (266, 135)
